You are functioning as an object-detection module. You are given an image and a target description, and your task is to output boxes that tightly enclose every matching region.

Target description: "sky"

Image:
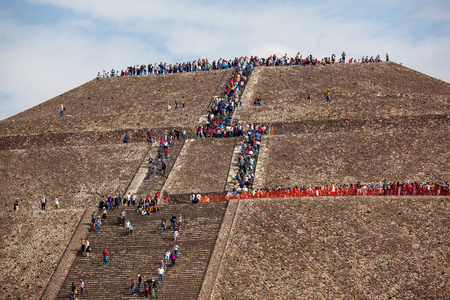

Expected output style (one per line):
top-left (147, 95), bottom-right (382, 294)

top-left (0, 0), bottom-right (449, 120)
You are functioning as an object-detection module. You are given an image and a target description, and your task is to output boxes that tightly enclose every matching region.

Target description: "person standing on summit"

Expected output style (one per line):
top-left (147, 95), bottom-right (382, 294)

top-left (341, 51), bottom-right (346, 63)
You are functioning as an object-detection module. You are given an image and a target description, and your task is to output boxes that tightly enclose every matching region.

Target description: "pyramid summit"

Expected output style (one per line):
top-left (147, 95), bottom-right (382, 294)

top-left (0, 58), bottom-right (448, 299)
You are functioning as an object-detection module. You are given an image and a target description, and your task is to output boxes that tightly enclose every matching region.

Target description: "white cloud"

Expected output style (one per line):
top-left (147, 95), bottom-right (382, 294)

top-left (0, 0), bottom-right (449, 120)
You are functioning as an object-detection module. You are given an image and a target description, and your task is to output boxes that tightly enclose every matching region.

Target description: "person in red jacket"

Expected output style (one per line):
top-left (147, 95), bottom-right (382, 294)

top-left (102, 249), bottom-right (109, 266)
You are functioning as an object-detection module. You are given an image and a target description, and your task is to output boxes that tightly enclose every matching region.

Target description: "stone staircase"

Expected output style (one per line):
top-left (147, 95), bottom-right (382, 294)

top-left (137, 138), bottom-right (185, 198)
top-left (57, 202), bottom-right (228, 299)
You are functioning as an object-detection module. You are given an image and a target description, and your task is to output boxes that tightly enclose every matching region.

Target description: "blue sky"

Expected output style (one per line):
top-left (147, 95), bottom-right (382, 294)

top-left (0, 0), bottom-right (449, 120)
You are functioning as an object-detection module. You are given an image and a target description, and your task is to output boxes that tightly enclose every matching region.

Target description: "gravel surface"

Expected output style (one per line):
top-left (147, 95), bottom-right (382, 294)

top-left (212, 197), bottom-right (449, 299)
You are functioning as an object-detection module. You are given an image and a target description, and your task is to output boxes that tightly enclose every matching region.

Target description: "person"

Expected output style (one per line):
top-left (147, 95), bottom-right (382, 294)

top-left (79, 279), bottom-right (85, 295)
top-left (174, 225), bottom-right (179, 241)
top-left (131, 279), bottom-right (136, 295)
top-left (386, 53), bottom-right (389, 62)
top-left (137, 274), bottom-right (143, 292)
top-left (161, 218), bottom-right (166, 233)
top-left (307, 94), bottom-right (312, 104)
top-left (60, 104), bottom-right (65, 117)
top-left (120, 209), bottom-right (126, 224)
top-left (177, 214), bottom-right (183, 230)
top-left (170, 214), bottom-right (177, 229)
top-left (326, 91), bottom-right (331, 102)
top-left (123, 135), bottom-right (129, 143)
top-left (126, 219), bottom-right (131, 235)
top-left (40, 197), bottom-right (46, 210)
top-left (85, 239), bottom-right (90, 256)
top-left (158, 266), bottom-right (164, 283)
top-left (341, 51), bottom-right (346, 63)
top-left (102, 208), bottom-right (107, 223)
top-left (81, 239), bottom-right (86, 254)
top-left (173, 244), bottom-right (179, 258)
top-left (14, 198), bottom-right (19, 211)
top-left (71, 282), bottom-right (77, 297)
top-left (118, 190), bottom-right (123, 206)
top-left (55, 197), bottom-right (59, 209)
top-left (150, 279), bottom-right (156, 298)
top-left (96, 216), bottom-right (101, 232)
top-left (144, 281), bottom-right (150, 298)
top-left (165, 249), bottom-right (171, 264)
top-left (144, 281), bottom-right (149, 297)
top-left (91, 211), bottom-right (96, 226)
top-left (103, 249), bottom-right (109, 265)
top-left (171, 252), bottom-right (177, 267)
top-left (160, 260), bottom-right (166, 271)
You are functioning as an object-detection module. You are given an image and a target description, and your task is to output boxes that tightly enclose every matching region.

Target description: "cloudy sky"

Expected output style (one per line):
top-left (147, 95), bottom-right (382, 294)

top-left (0, 0), bottom-right (449, 120)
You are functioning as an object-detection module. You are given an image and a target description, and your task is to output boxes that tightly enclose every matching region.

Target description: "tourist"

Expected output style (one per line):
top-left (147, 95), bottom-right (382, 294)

top-left (160, 259), bottom-right (166, 271)
top-left (144, 281), bottom-right (149, 297)
top-left (96, 217), bottom-right (101, 232)
top-left (54, 197), bottom-right (59, 209)
top-left (137, 274), bottom-right (143, 292)
top-left (161, 218), bottom-right (166, 233)
top-left (13, 198), bottom-right (19, 211)
top-left (150, 279), bottom-right (156, 297)
top-left (60, 104), bottom-right (65, 117)
top-left (71, 282), bottom-right (77, 297)
top-left (126, 219), bottom-right (131, 235)
top-left (165, 249), bottom-right (171, 264)
top-left (118, 190), bottom-right (123, 206)
top-left (120, 209), bottom-right (126, 224)
top-left (173, 244), bottom-right (179, 258)
top-left (131, 279), bottom-right (136, 295)
top-left (171, 252), bottom-right (177, 267)
top-left (177, 214), bottom-right (183, 230)
top-left (91, 211), bottom-right (96, 226)
top-left (85, 239), bottom-right (90, 256)
top-left (157, 266), bottom-right (164, 283)
top-left (102, 207), bottom-right (107, 223)
top-left (174, 225), bottom-right (179, 241)
top-left (40, 197), bottom-right (46, 210)
top-left (102, 248), bottom-right (109, 265)
top-left (326, 91), bottom-right (331, 102)
top-left (79, 279), bottom-right (85, 295)
top-left (170, 214), bottom-right (177, 229)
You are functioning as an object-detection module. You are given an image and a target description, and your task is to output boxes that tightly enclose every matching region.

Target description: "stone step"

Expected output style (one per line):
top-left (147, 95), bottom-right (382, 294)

top-left (57, 202), bottom-right (228, 299)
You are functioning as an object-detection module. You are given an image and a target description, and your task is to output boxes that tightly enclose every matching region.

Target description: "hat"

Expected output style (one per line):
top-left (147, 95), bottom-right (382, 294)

top-left (80, 279), bottom-right (83, 281)
top-left (138, 274), bottom-right (140, 277)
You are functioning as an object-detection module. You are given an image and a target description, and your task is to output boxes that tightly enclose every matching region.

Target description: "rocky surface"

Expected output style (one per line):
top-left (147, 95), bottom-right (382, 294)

top-left (0, 143), bottom-right (148, 208)
top-left (0, 143), bottom-right (147, 299)
top-left (239, 63), bottom-right (449, 124)
top-left (211, 197), bottom-right (449, 299)
top-left (0, 70), bottom-right (231, 136)
top-left (260, 128), bottom-right (449, 187)
top-left (0, 208), bottom-right (82, 299)
top-left (163, 138), bottom-right (236, 194)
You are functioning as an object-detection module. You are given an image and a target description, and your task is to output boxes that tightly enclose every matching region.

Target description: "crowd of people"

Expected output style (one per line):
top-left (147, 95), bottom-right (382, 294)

top-left (85, 187), bottom-right (184, 297)
top-left (231, 125), bottom-right (269, 194)
top-left (96, 51), bottom-right (390, 78)
top-left (229, 181), bottom-right (450, 199)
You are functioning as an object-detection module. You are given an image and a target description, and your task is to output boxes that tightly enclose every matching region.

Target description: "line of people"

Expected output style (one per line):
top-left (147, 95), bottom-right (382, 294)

top-left (96, 52), bottom-right (390, 78)
top-left (230, 181), bottom-right (450, 199)
top-left (232, 125), bottom-right (269, 194)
